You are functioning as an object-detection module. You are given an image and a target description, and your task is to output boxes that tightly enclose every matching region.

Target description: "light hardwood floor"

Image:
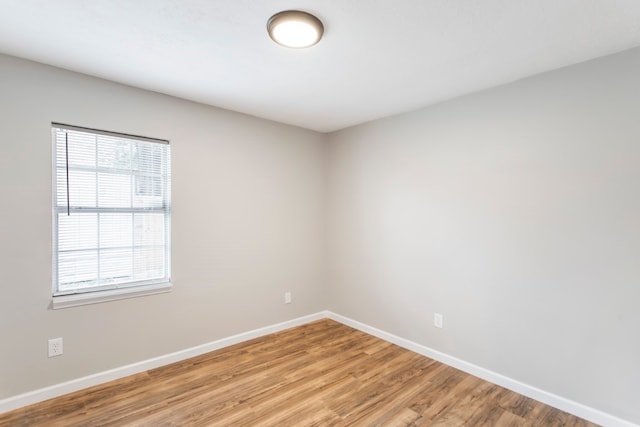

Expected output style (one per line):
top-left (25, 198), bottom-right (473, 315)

top-left (0, 319), bottom-right (598, 426)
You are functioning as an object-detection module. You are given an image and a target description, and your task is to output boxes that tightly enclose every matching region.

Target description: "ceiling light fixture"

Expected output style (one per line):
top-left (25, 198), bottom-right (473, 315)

top-left (267, 10), bottom-right (324, 48)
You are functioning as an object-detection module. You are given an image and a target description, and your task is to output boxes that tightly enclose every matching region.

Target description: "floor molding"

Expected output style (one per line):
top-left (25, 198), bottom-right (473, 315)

top-left (1, 310), bottom-right (637, 426)
top-left (326, 311), bottom-right (637, 427)
top-left (0, 311), bottom-right (328, 414)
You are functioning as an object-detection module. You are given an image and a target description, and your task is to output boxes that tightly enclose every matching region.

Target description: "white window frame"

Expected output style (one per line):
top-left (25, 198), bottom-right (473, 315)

top-left (52, 123), bottom-right (172, 309)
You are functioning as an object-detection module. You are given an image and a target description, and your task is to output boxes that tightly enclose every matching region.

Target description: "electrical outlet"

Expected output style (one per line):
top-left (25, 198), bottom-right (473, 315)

top-left (284, 292), bottom-right (292, 304)
top-left (48, 337), bottom-right (63, 357)
top-left (434, 313), bottom-right (443, 329)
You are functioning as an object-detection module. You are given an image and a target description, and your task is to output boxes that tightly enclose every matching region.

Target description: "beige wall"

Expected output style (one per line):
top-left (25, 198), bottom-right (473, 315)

top-left (0, 54), bottom-right (328, 398)
top-left (326, 47), bottom-right (640, 424)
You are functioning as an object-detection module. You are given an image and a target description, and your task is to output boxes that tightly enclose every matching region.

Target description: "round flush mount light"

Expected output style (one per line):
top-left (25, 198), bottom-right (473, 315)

top-left (267, 10), bottom-right (324, 48)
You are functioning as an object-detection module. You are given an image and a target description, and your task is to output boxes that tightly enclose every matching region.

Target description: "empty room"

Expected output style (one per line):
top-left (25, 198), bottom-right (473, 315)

top-left (0, 1), bottom-right (639, 426)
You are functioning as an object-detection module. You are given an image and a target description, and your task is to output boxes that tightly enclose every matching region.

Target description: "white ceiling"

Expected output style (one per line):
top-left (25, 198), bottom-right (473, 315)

top-left (1, 1), bottom-right (640, 133)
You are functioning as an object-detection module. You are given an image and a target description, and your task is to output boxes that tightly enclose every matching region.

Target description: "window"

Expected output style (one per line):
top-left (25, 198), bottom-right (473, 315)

top-left (52, 124), bottom-right (171, 308)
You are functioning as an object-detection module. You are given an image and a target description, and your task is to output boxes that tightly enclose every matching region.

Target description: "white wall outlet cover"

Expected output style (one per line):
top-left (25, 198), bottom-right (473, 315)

top-left (284, 292), bottom-right (292, 304)
top-left (434, 313), bottom-right (444, 329)
top-left (48, 337), bottom-right (63, 357)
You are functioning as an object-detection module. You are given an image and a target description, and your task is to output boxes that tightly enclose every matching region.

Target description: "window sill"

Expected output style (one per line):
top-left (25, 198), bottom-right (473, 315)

top-left (52, 282), bottom-right (172, 309)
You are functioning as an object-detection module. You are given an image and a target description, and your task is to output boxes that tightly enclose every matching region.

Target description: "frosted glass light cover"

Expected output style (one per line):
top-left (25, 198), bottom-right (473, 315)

top-left (268, 11), bottom-right (324, 48)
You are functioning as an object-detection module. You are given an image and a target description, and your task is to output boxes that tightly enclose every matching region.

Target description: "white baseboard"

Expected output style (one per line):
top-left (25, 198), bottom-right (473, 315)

top-left (326, 311), bottom-right (638, 427)
top-left (2, 310), bottom-right (637, 427)
top-left (0, 311), bottom-right (328, 415)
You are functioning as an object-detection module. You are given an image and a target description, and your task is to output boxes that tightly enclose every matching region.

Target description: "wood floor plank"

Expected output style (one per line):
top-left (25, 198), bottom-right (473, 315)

top-left (0, 319), bottom-right (600, 427)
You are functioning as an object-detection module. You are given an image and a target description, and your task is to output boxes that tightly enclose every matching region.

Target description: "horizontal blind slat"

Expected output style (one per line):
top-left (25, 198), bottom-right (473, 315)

top-left (52, 122), bottom-right (169, 144)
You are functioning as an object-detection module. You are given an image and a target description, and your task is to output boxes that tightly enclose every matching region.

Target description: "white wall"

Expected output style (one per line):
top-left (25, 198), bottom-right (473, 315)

top-left (0, 54), bottom-right (327, 398)
top-left (327, 47), bottom-right (640, 424)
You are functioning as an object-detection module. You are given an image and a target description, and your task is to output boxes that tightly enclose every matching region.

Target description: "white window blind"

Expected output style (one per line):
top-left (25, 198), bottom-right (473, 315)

top-left (52, 124), bottom-right (171, 298)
